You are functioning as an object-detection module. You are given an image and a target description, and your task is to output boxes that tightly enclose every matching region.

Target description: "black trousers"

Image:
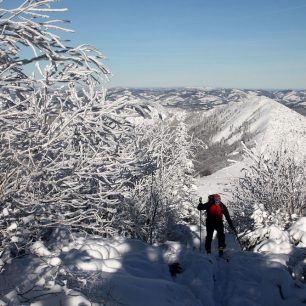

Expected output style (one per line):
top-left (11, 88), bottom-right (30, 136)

top-left (205, 219), bottom-right (225, 252)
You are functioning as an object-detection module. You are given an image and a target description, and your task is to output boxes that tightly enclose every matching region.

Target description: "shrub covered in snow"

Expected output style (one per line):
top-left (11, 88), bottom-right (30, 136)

top-left (120, 118), bottom-right (197, 244)
top-left (231, 143), bottom-right (306, 231)
top-left (239, 204), bottom-right (291, 251)
top-left (241, 216), bottom-right (306, 285)
top-left (289, 217), bottom-right (306, 247)
top-left (0, 0), bottom-right (198, 260)
top-left (0, 0), bottom-right (143, 254)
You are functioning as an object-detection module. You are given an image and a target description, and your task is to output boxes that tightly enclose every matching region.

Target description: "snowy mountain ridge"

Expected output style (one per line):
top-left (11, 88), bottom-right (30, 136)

top-left (210, 94), bottom-right (306, 156)
top-left (196, 93), bottom-right (306, 204)
top-left (106, 87), bottom-right (306, 116)
top-left (117, 87), bottom-right (306, 176)
top-left (106, 87), bottom-right (306, 159)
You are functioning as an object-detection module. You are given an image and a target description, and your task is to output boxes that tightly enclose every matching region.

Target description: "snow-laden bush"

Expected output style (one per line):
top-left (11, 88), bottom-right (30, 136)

top-left (289, 217), bottom-right (306, 247)
top-left (231, 143), bottom-right (306, 231)
top-left (0, 0), bottom-right (150, 255)
top-left (242, 216), bottom-right (306, 284)
top-left (240, 204), bottom-right (292, 252)
top-left (288, 218), bottom-right (306, 283)
top-left (170, 119), bottom-right (198, 222)
top-left (119, 118), bottom-right (197, 244)
top-left (0, 0), bottom-right (199, 256)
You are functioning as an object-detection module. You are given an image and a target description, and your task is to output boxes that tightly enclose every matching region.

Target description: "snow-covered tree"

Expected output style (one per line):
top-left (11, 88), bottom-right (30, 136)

top-left (170, 118), bottom-right (197, 221)
top-left (231, 143), bottom-right (306, 231)
top-left (0, 0), bottom-right (148, 255)
top-left (0, 0), bottom-right (198, 256)
top-left (120, 116), bottom-right (197, 244)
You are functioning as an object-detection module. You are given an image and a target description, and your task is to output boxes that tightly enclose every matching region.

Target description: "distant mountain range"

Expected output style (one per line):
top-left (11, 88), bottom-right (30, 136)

top-left (106, 87), bottom-right (306, 116)
top-left (188, 93), bottom-right (306, 175)
top-left (105, 87), bottom-right (306, 176)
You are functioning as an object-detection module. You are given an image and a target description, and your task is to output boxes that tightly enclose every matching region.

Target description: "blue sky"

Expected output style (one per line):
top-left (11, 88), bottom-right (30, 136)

top-left (60, 1), bottom-right (305, 89)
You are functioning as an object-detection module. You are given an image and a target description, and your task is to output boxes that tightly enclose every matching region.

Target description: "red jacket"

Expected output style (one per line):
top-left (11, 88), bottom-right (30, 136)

top-left (197, 200), bottom-right (235, 229)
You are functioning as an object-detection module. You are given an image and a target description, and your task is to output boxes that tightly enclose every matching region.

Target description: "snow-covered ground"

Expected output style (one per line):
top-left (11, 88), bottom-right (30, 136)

top-left (196, 161), bottom-right (245, 203)
top-left (1, 221), bottom-right (306, 306)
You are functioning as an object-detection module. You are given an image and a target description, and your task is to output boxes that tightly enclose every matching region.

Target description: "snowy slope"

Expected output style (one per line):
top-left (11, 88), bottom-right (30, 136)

top-left (259, 98), bottom-right (306, 156)
top-left (212, 95), bottom-right (306, 156)
top-left (274, 90), bottom-right (306, 115)
top-left (196, 93), bottom-right (306, 209)
top-left (1, 224), bottom-right (306, 306)
top-left (196, 161), bottom-right (245, 203)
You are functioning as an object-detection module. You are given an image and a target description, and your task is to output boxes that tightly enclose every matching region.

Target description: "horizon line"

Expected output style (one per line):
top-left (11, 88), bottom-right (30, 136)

top-left (106, 85), bottom-right (306, 91)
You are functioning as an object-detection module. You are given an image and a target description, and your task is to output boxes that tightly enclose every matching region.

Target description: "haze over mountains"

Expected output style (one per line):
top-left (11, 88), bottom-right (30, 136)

top-left (106, 88), bottom-right (306, 116)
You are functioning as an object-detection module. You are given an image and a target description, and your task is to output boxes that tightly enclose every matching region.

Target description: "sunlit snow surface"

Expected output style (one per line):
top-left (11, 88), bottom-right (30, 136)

top-left (197, 93), bottom-right (306, 202)
top-left (211, 95), bottom-right (306, 156)
top-left (1, 221), bottom-right (306, 305)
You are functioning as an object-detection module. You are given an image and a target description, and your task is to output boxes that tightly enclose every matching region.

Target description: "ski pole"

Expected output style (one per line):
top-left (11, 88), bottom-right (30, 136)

top-left (199, 210), bottom-right (202, 251)
top-left (198, 197), bottom-right (203, 252)
top-left (234, 231), bottom-right (244, 251)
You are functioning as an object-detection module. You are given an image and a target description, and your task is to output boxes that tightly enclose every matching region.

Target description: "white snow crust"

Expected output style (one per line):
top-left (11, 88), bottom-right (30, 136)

top-left (1, 222), bottom-right (306, 306)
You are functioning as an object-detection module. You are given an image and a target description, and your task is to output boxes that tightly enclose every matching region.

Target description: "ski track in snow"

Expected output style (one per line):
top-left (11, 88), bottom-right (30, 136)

top-left (211, 235), bottom-right (244, 306)
top-left (214, 256), bottom-right (230, 306)
top-left (187, 228), bottom-right (306, 306)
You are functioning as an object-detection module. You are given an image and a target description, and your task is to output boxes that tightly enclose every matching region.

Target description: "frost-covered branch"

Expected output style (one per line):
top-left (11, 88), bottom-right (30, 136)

top-left (230, 144), bottom-right (306, 230)
top-left (0, 0), bottom-right (143, 255)
top-left (0, 0), bottom-right (110, 97)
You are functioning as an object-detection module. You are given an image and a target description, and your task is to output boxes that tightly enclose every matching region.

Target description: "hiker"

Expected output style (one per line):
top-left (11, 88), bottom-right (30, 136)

top-left (197, 194), bottom-right (236, 256)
